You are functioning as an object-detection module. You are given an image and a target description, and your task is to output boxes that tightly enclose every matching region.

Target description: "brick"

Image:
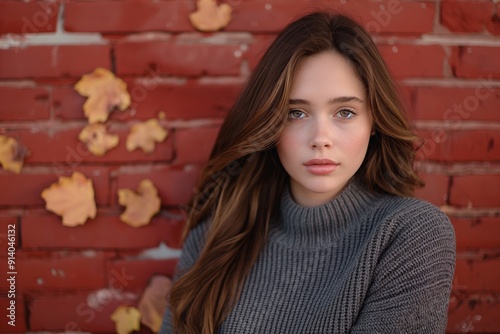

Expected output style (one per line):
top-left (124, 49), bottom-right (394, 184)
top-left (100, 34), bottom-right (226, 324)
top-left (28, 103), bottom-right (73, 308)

top-left (225, 0), bottom-right (434, 34)
top-left (453, 258), bottom-right (500, 291)
top-left (450, 175), bottom-right (500, 208)
top-left (107, 258), bottom-right (178, 290)
top-left (29, 291), bottom-right (136, 332)
top-left (414, 173), bottom-right (449, 206)
top-left (451, 46), bottom-right (500, 79)
top-left (113, 165), bottom-right (201, 206)
top-left (0, 296), bottom-right (27, 333)
top-left (412, 86), bottom-right (500, 121)
top-left (487, 3), bottom-right (500, 35)
top-left (417, 130), bottom-right (500, 162)
top-left (441, 0), bottom-right (497, 34)
top-left (0, 86), bottom-right (51, 121)
top-left (52, 86), bottom-right (86, 120)
top-left (0, 217), bottom-right (18, 253)
top-left (448, 293), bottom-right (500, 333)
top-left (451, 217), bottom-right (500, 249)
top-left (175, 127), bottom-right (220, 165)
top-left (65, 0), bottom-right (194, 33)
top-left (11, 126), bottom-right (173, 164)
top-left (115, 40), bottom-right (243, 77)
top-left (0, 252), bottom-right (109, 291)
top-left (378, 45), bottom-right (445, 78)
top-left (0, 167), bottom-right (110, 207)
top-left (0, 0), bottom-right (59, 34)
top-left (53, 81), bottom-right (241, 121)
top-left (22, 213), bottom-right (185, 250)
top-left (0, 45), bottom-right (111, 79)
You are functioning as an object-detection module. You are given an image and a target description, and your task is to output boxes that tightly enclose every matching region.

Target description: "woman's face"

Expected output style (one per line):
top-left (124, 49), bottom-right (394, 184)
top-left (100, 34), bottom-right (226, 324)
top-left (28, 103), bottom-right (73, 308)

top-left (277, 51), bottom-right (373, 207)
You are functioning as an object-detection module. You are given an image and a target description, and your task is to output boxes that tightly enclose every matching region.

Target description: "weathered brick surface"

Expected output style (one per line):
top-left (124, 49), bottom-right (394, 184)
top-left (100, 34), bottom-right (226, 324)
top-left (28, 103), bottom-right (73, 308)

top-left (1, 1), bottom-right (499, 332)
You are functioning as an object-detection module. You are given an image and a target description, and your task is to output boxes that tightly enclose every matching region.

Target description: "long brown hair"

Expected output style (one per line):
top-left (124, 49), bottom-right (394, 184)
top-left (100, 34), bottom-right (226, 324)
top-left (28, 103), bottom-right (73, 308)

top-left (169, 11), bottom-right (423, 333)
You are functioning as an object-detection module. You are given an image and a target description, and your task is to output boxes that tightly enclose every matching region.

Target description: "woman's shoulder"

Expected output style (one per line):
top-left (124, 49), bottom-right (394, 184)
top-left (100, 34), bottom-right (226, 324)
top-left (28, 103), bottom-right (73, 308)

top-left (369, 193), bottom-right (454, 241)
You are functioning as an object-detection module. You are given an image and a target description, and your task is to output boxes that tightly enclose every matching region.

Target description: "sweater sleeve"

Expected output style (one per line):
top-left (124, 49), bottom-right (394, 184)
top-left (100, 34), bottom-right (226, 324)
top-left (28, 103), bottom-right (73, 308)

top-left (350, 203), bottom-right (456, 334)
top-left (159, 220), bottom-right (210, 334)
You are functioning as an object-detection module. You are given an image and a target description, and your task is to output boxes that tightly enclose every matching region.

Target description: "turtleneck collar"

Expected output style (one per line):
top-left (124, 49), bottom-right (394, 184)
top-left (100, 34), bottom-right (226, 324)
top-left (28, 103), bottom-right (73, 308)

top-left (270, 179), bottom-right (381, 249)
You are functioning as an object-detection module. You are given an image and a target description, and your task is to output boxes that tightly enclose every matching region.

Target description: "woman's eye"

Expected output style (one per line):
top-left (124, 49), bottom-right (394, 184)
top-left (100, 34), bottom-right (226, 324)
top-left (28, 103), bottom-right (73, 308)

top-left (337, 109), bottom-right (356, 119)
top-left (288, 109), bottom-right (306, 119)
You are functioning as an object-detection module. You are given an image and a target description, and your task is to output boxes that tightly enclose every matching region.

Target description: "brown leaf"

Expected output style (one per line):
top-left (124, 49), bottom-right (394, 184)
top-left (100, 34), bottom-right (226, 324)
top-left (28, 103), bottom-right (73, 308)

top-left (126, 119), bottom-right (167, 154)
top-left (110, 305), bottom-right (141, 334)
top-left (118, 179), bottom-right (161, 227)
top-left (189, 0), bottom-right (232, 32)
top-left (78, 123), bottom-right (119, 156)
top-left (41, 171), bottom-right (96, 227)
top-left (0, 135), bottom-right (29, 174)
top-left (138, 275), bottom-right (172, 333)
top-left (74, 68), bottom-right (131, 124)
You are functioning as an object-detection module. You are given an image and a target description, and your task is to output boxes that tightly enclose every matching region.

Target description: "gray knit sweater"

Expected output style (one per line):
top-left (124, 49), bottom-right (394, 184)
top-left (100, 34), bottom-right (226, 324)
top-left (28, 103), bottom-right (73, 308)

top-left (160, 180), bottom-right (456, 333)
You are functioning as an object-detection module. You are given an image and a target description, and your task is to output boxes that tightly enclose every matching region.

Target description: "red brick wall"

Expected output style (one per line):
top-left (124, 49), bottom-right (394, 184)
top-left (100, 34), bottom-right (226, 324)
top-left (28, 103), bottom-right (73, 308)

top-left (0, 0), bottom-right (499, 332)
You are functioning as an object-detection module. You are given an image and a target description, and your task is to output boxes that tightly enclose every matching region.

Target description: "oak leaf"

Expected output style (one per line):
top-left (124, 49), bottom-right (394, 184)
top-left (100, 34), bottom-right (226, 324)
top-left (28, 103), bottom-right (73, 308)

top-left (41, 171), bottom-right (96, 227)
top-left (78, 123), bottom-right (119, 156)
top-left (110, 305), bottom-right (141, 334)
top-left (189, 0), bottom-right (232, 32)
top-left (126, 119), bottom-right (167, 154)
top-left (118, 179), bottom-right (161, 227)
top-left (74, 68), bottom-right (131, 124)
top-left (138, 275), bottom-right (172, 333)
top-left (0, 135), bottom-right (29, 174)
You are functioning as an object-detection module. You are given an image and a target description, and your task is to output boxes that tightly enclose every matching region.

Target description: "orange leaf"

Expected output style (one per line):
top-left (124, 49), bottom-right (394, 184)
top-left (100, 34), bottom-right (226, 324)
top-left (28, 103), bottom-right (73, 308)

top-left (41, 171), bottom-right (96, 227)
top-left (126, 119), bottom-right (167, 154)
top-left (189, 0), bottom-right (232, 32)
top-left (74, 68), bottom-right (131, 124)
top-left (0, 135), bottom-right (29, 174)
top-left (110, 305), bottom-right (141, 334)
top-left (78, 123), bottom-right (119, 156)
top-left (138, 275), bottom-right (172, 333)
top-left (118, 179), bottom-right (161, 227)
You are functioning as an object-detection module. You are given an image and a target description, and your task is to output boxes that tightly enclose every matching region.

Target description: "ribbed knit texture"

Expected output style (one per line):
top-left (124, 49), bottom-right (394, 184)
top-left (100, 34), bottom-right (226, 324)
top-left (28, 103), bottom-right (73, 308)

top-left (160, 180), bottom-right (456, 334)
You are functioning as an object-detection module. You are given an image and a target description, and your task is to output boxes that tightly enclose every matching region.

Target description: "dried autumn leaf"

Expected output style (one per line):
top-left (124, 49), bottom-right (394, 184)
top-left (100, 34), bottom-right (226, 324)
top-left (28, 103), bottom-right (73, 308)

top-left (138, 275), bottom-right (172, 333)
top-left (189, 0), bottom-right (232, 32)
top-left (126, 119), bottom-right (167, 154)
top-left (41, 171), bottom-right (96, 227)
top-left (74, 68), bottom-right (131, 124)
top-left (78, 123), bottom-right (119, 156)
top-left (0, 135), bottom-right (29, 174)
top-left (118, 179), bottom-right (161, 227)
top-left (110, 305), bottom-right (141, 334)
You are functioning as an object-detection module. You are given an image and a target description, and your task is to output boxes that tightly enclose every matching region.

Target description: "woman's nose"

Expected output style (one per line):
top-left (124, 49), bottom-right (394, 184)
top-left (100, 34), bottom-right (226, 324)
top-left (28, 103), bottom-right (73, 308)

top-left (310, 119), bottom-right (333, 149)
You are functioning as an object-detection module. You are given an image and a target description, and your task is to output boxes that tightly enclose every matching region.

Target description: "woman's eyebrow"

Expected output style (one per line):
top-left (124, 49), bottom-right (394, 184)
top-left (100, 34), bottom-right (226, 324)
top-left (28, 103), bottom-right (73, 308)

top-left (289, 96), bottom-right (364, 105)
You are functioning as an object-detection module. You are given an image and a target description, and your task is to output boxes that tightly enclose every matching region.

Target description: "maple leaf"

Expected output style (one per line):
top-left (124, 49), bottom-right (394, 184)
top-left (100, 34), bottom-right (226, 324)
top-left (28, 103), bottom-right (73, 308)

top-left (41, 171), bottom-right (96, 227)
top-left (138, 275), bottom-right (172, 333)
top-left (118, 179), bottom-right (161, 227)
top-left (74, 68), bottom-right (131, 124)
top-left (126, 119), bottom-right (167, 154)
top-left (110, 305), bottom-right (141, 334)
top-left (0, 135), bottom-right (29, 174)
top-left (78, 123), bottom-right (119, 156)
top-left (189, 0), bottom-right (232, 32)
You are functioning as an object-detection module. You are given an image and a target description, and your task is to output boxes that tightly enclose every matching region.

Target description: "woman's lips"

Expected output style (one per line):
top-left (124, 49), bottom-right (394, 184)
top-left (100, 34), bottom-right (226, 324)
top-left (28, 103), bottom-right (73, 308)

top-left (304, 159), bottom-right (339, 175)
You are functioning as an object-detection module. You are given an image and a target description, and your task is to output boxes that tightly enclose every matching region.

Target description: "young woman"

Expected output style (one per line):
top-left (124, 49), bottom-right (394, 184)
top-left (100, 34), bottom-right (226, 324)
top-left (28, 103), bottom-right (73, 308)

top-left (160, 12), bottom-right (456, 334)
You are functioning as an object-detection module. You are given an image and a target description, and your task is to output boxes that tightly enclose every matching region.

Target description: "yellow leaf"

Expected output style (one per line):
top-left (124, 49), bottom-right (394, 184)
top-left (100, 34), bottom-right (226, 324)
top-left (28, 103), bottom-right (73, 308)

top-left (126, 119), bottom-right (167, 154)
top-left (0, 135), bottom-right (29, 174)
top-left (138, 275), bottom-right (172, 333)
top-left (41, 171), bottom-right (96, 227)
top-left (74, 68), bottom-right (131, 124)
top-left (110, 305), bottom-right (141, 334)
top-left (78, 123), bottom-right (119, 156)
top-left (189, 0), bottom-right (232, 32)
top-left (118, 179), bottom-right (161, 227)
